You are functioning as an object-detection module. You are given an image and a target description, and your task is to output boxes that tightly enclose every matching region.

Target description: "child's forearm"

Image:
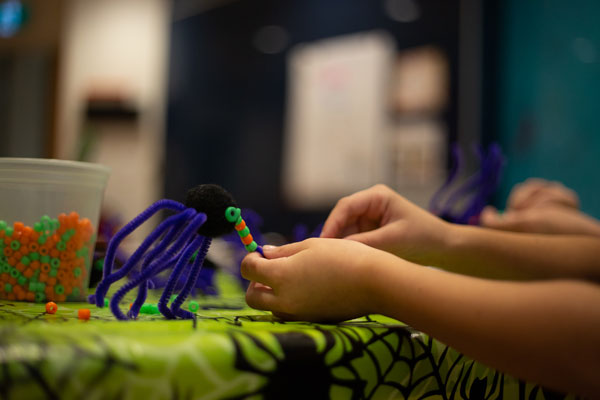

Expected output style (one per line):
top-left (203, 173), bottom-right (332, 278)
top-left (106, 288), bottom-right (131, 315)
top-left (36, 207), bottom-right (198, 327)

top-left (437, 225), bottom-right (600, 281)
top-left (367, 257), bottom-right (600, 398)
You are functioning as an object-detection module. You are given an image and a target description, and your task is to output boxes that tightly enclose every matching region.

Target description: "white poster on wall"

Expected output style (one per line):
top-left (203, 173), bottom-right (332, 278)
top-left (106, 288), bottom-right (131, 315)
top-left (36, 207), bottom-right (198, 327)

top-left (282, 31), bottom-right (394, 209)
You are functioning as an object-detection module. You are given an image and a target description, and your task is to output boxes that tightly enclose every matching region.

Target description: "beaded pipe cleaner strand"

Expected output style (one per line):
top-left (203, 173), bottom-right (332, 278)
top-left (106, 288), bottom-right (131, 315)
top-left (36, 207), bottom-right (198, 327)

top-left (89, 184), bottom-right (262, 320)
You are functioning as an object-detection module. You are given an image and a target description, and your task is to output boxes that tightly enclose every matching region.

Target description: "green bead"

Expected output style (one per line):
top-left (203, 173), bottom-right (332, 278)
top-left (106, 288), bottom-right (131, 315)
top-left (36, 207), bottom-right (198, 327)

top-left (245, 241), bottom-right (258, 252)
top-left (94, 259), bottom-right (104, 270)
top-left (140, 304), bottom-right (151, 314)
top-left (38, 235), bottom-right (47, 245)
top-left (29, 282), bottom-right (36, 291)
top-left (56, 241), bottom-right (66, 251)
top-left (1, 264), bottom-right (10, 273)
top-left (29, 252), bottom-right (39, 261)
top-left (54, 284), bottom-right (64, 295)
top-left (188, 301), bottom-right (199, 312)
top-left (0, 255), bottom-right (6, 263)
top-left (50, 258), bottom-right (60, 269)
top-left (9, 268), bottom-right (19, 278)
top-left (33, 222), bottom-right (43, 232)
top-left (51, 219), bottom-right (59, 231)
top-left (40, 255), bottom-right (50, 264)
top-left (71, 287), bottom-right (80, 297)
top-left (41, 215), bottom-right (50, 223)
top-left (72, 267), bottom-right (81, 277)
top-left (104, 298), bottom-right (109, 307)
top-left (49, 268), bottom-right (57, 277)
top-left (4, 283), bottom-right (12, 292)
top-left (20, 256), bottom-right (30, 266)
top-left (238, 227), bottom-right (250, 237)
top-left (5, 227), bottom-right (13, 237)
top-left (17, 276), bottom-right (26, 286)
top-left (170, 294), bottom-right (178, 303)
top-left (224, 206), bottom-right (241, 223)
top-left (148, 304), bottom-right (160, 314)
top-left (76, 248), bottom-right (88, 258)
top-left (34, 292), bottom-right (45, 303)
top-left (10, 241), bottom-right (20, 251)
top-left (236, 216), bottom-right (243, 226)
top-left (0, 220), bottom-right (6, 230)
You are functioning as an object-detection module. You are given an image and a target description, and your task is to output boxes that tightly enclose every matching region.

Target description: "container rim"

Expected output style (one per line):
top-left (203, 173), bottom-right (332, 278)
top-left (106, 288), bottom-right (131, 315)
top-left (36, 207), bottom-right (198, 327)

top-left (0, 157), bottom-right (110, 174)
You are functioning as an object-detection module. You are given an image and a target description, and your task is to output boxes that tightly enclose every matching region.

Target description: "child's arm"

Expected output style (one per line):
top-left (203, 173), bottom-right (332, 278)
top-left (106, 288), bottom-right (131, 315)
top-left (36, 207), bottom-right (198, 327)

top-left (320, 184), bottom-right (600, 282)
top-left (241, 240), bottom-right (600, 398)
top-left (438, 225), bottom-right (600, 281)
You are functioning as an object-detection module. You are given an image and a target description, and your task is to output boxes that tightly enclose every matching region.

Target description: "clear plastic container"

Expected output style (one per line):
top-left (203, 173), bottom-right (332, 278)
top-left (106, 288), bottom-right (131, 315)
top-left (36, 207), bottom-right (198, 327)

top-left (0, 158), bottom-right (110, 302)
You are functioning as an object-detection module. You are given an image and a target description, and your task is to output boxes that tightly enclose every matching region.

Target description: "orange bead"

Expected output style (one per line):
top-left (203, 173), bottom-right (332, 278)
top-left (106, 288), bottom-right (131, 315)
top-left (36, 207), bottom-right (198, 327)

top-left (39, 247), bottom-right (49, 256)
top-left (30, 260), bottom-right (40, 270)
top-left (25, 291), bottom-right (35, 302)
top-left (47, 277), bottom-right (57, 286)
top-left (234, 220), bottom-right (246, 231)
top-left (7, 257), bottom-right (16, 266)
top-left (23, 268), bottom-right (34, 278)
top-left (41, 263), bottom-right (51, 273)
top-left (241, 234), bottom-right (254, 246)
top-left (50, 249), bottom-right (59, 258)
top-left (3, 247), bottom-right (13, 257)
top-left (57, 270), bottom-right (66, 282)
top-left (39, 273), bottom-right (48, 282)
top-left (45, 301), bottom-right (58, 314)
top-left (55, 294), bottom-right (66, 302)
top-left (15, 263), bottom-right (25, 272)
top-left (13, 222), bottom-right (25, 232)
top-left (28, 242), bottom-right (39, 252)
top-left (78, 308), bottom-right (90, 320)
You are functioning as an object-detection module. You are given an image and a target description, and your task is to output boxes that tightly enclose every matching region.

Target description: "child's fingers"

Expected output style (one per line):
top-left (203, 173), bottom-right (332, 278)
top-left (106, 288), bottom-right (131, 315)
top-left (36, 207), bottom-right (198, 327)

top-left (245, 281), bottom-right (278, 311)
top-left (480, 210), bottom-right (527, 232)
top-left (262, 241), bottom-right (308, 258)
top-left (321, 190), bottom-right (374, 238)
top-left (508, 180), bottom-right (547, 210)
top-left (240, 252), bottom-right (279, 287)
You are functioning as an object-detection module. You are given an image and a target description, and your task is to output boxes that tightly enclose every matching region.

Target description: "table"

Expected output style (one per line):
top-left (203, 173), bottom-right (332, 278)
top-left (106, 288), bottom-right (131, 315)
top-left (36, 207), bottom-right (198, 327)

top-left (0, 274), bottom-right (576, 399)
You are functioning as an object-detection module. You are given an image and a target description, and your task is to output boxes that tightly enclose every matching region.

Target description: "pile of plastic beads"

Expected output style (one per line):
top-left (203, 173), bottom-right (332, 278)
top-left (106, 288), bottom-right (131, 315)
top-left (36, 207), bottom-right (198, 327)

top-left (0, 212), bottom-right (95, 302)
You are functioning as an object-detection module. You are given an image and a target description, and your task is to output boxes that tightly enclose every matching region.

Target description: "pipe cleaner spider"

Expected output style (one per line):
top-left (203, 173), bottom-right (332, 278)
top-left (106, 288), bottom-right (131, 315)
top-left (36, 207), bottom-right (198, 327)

top-left (89, 184), bottom-right (262, 320)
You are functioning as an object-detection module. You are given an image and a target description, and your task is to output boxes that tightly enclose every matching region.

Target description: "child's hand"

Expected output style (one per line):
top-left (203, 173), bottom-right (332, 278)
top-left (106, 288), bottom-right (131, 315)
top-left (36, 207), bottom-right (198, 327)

top-left (241, 238), bottom-right (392, 322)
top-left (505, 178), bottom-right (579, 211)
top-left (480, 205), bottom-right (600, 236)
top-left (320, 184), bottom-right (450, 266)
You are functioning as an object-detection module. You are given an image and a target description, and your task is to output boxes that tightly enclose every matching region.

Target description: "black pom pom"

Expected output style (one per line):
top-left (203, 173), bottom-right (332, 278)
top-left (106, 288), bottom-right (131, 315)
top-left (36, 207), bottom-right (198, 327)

top-left (184, 184), bottom-right (237, 237)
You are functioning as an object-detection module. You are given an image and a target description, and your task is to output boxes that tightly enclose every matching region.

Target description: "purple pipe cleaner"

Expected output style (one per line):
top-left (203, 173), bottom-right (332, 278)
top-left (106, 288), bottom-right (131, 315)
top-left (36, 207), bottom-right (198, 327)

top-left (429, 143), bottom-right (505, 225)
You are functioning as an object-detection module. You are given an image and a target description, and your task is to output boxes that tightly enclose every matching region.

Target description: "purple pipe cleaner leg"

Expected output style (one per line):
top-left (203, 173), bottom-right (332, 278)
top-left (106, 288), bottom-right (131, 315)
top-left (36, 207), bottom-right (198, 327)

top-left (127, 222), bottom-right (193, 317)
top-left (171, 238), bottom-right (211, 319)
top-left (111, 252), bottom-right (181, 320)
top-left (157, 234), bottom-right (205, 319)
top-left (99, 199), bottom-right (185, 280)
top-left (92, 209), bottom-right (193, 307)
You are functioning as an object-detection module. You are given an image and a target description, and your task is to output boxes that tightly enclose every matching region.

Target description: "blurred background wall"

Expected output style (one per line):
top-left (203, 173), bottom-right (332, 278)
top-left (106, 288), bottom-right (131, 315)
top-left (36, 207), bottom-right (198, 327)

top-left (0, 0), bottom-right (598, 237)
top-left (484, 0), bottom-right (600, 218)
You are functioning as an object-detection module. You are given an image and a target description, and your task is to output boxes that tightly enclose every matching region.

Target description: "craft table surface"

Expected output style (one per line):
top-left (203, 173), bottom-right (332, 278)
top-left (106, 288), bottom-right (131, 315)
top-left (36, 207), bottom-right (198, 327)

top-left (0, 274), bottom-right (576, 400)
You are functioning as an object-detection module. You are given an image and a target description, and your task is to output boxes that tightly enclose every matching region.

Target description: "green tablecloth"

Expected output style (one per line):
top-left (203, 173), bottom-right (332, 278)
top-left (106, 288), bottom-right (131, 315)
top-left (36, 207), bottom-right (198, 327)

top-left (0, 274), bottom-right (575, 399)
